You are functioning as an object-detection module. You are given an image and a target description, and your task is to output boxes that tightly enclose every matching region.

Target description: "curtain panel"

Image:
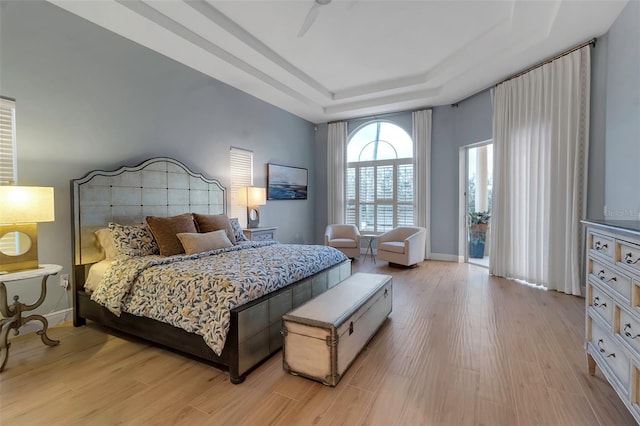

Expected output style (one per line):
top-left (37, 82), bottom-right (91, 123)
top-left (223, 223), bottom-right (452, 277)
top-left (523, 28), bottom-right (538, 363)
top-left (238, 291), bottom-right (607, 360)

top-left (412, 109), bottom-right (432, 259)
top-left (490, 45), bottom-right (591, 295)
top-left (327, 121), bottom-right (347, 225)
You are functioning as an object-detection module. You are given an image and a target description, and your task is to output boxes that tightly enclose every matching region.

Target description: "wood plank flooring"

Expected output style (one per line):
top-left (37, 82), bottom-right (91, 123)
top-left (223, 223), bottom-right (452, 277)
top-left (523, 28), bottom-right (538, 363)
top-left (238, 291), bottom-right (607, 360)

top-left (1, 260), bottom-right (636, 425)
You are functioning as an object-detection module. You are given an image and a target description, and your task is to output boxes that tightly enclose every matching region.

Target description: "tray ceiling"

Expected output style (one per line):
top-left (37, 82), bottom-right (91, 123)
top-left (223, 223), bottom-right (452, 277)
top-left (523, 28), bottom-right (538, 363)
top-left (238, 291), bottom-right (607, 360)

top-left (49, 0), bottom-right (627, 123)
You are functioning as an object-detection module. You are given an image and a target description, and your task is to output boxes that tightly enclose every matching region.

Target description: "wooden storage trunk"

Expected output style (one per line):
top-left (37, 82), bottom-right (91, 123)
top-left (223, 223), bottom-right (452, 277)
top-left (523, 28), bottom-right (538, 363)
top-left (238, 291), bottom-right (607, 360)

top-left (282, 273), bottom-right (392, 386)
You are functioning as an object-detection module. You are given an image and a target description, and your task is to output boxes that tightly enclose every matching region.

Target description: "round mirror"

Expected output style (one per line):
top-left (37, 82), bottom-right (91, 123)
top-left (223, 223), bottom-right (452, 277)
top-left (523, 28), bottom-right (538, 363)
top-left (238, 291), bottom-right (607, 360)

top-left (0, 231), bottom-right (32, 256)
top-left (249, 208), bottom-right (258, 221)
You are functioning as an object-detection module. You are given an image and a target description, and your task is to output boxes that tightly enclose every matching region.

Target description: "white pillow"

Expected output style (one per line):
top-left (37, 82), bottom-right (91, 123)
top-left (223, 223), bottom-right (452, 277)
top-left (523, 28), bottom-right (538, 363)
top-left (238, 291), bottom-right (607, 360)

top-left (95, 228), bottom-right (119, 260)
top-left (177, 230), bottom-right (233, 255)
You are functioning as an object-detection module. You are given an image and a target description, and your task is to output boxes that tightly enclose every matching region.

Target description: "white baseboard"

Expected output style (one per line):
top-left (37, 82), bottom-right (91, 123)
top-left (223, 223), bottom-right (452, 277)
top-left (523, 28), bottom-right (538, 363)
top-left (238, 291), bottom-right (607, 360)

top-left (9, 308), bottom-right (72, 338)
top-left (429, 253), bottom-right (464, 263)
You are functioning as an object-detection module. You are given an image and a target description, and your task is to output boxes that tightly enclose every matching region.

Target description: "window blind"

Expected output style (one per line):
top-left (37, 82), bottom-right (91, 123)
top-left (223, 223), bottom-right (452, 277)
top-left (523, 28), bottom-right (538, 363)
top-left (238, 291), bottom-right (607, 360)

top-left (0, 98), bottom-right (17, 185)
top-left (229, 147), bottom-right (253, 221)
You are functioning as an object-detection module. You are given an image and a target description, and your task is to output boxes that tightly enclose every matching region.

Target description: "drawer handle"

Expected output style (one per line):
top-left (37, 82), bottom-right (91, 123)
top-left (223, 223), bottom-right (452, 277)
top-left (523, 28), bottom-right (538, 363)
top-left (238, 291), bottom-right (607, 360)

top-left (597, 270), bottom-right (617, 283)
top-left (594, 241), bottom-right (608, 251)
top-left (623, 323), bottom-right (640, 339)
top-left (625, 252), bottom-right (640, 265)
top-left (597, 339), bottom-right (616, 358)
top-left (593, 297), bottom-right (607, 308)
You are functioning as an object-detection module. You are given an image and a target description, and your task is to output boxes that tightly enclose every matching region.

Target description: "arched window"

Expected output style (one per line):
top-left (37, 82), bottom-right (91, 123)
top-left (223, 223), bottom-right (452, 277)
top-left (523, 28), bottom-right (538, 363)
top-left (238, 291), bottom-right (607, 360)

top-left (346, 121), bottom-right (413, 232)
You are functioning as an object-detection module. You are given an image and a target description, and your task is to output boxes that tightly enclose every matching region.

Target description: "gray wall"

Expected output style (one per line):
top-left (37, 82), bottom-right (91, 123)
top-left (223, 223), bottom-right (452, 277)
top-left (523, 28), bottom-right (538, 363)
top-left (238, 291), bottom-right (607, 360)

top-left (0, 1), bottom-right (315, 315)
top-left (603, 0), bottom-right (640, 220)
top-left (431, 91), bottom-right (493, 256)
top-left (588, 33), bottom-right (608, 220)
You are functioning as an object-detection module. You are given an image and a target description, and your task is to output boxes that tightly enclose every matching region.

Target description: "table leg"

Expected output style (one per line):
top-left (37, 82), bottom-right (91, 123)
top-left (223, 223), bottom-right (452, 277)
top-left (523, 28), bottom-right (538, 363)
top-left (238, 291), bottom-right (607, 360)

top-left (0, 318), bottom-right (17, 372)
top-left (23, 314), bottom-right (59, 346)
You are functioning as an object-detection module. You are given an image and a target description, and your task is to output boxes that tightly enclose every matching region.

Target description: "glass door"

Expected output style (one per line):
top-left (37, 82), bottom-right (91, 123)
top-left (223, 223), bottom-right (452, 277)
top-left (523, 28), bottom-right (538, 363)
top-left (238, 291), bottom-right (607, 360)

top-left (466, 143), bottom-right (493, 267)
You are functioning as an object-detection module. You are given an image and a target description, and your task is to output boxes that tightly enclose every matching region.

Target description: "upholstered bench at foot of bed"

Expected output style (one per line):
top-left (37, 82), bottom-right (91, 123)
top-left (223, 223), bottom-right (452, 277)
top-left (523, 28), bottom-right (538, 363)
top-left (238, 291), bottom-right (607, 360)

top-left (282, 272), bottom-right (393, 386)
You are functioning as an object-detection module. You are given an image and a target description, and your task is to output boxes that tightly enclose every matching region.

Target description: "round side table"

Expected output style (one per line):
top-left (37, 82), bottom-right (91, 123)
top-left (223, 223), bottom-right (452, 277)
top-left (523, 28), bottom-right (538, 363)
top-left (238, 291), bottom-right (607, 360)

top-left (0, 264), bottom-right (62, 372)
top-left (361, 234), bottom-right (379, 264)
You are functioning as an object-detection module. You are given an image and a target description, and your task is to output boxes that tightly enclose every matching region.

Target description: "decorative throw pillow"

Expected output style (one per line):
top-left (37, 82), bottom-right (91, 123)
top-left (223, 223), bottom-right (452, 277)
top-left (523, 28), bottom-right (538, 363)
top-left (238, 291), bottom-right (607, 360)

top-left (146, 213), bottom-right (198, 256)
top-left (95, 228), bottom-right (119, 260)
top-left (177, 230), bottom-right (233, 255)
top-left (108, 223), bottom-right (159, 258)
top-left (192, 213), bottom-right (236, 245)
top-left (230, 217), bottom-right (249, 243)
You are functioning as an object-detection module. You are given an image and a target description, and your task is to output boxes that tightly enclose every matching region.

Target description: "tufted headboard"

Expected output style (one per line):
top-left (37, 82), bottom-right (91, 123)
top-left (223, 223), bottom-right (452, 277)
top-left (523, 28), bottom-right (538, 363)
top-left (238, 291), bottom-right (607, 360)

top-left (71, 157), bottom-right (226, 266)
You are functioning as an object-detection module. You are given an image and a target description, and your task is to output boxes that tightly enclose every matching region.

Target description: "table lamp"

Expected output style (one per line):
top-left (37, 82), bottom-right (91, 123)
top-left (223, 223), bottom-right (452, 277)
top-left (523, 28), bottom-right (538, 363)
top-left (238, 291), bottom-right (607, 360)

top-left (240, 186), bottom-right (266, 228)
top-left (0, 186), bottom-right (55, 273)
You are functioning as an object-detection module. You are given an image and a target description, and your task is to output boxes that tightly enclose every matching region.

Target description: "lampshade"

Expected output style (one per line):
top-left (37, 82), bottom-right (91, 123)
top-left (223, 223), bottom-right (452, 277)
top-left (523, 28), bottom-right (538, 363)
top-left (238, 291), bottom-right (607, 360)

top-left (0, 186), bottom-right (55, 273)
top-left (246, 187), bottom-right (266, 206)
top-left (0, 186), bottom-right (55, 224)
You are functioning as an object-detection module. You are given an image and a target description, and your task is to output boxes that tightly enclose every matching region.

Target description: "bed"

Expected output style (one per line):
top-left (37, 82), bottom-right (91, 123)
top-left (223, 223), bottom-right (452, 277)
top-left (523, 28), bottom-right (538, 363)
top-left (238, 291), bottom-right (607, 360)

top-left (71, 157), bottom-right (351, 383)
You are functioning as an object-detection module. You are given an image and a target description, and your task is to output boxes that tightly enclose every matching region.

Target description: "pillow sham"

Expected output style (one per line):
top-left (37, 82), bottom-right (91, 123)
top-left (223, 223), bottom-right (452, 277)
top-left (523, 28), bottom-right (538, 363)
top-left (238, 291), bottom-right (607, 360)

top-left (177, 230), bottom-right (233, 255)
top-left (230, 217), bottom-right (249, 243)
top-left (192, 213), bottom-right (236, 245)
top-left (146, 213), bottom-right (197, 256)
top-left (95, 228), bottom-right (118, 260)
top-left (108, 222), bottom-right (159, 258)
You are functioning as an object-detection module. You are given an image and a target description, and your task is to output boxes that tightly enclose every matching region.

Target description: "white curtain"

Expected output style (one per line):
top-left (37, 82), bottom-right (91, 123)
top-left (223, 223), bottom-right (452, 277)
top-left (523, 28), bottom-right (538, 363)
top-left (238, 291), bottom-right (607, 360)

top-left (327, 121), bottom-right (347, 224)
top-left (490, 45), bottom-right (590, 295)
top-left (412, 109), bottom-right (432, 259)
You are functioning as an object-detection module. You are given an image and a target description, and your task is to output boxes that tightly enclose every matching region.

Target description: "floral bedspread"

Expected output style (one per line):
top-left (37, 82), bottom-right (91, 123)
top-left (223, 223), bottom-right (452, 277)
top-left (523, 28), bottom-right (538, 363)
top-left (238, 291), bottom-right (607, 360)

top-left (91, 242), bottom-right (347, 355)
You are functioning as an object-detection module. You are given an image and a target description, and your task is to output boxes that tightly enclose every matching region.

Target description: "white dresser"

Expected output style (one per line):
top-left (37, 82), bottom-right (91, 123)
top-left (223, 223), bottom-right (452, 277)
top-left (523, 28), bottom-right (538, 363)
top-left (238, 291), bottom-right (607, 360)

top-left (584, 220), bottom-right (640, 423)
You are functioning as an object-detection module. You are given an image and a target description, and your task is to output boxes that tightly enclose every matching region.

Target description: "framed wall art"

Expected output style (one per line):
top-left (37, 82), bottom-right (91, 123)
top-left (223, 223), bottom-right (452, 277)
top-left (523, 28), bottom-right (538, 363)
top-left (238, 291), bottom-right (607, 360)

top-left (267, 163), bottom-right (308, 200)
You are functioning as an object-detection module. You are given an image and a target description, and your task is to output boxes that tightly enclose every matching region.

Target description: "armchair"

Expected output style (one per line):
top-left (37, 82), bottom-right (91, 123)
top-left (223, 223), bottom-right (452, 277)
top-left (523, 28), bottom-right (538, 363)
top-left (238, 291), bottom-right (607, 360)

top-left (377, 226), bottom-right (426, 267)
top-left (324, 224), bottom-right (361, 259)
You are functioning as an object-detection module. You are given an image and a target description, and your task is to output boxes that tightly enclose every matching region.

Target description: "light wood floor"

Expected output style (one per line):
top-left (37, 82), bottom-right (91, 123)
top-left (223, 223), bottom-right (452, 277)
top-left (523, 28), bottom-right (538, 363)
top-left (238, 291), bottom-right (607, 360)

top-left (1, 260), bottom-right (636, 425)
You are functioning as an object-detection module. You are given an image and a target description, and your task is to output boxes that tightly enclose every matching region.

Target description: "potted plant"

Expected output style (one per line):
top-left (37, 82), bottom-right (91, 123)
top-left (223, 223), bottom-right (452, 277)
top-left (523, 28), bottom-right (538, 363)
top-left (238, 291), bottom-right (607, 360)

top-left (469, 211), bottom-right (490, 259)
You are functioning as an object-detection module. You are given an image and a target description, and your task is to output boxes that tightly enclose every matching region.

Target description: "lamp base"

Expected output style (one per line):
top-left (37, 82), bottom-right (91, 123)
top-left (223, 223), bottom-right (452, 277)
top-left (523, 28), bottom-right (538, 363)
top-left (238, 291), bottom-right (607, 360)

top-left (247, 206), bottom-right (260, 229)
top-left (0, 223), bottom-right (40, 273)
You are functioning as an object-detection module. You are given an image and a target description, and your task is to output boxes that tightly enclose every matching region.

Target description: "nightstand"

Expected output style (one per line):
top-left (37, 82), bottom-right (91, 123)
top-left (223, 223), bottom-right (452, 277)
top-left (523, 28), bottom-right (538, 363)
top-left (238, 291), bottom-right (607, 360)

top-left (0, 264), bottom-right (62, 372)
top-left (243, 227), bottom-right (277, 242)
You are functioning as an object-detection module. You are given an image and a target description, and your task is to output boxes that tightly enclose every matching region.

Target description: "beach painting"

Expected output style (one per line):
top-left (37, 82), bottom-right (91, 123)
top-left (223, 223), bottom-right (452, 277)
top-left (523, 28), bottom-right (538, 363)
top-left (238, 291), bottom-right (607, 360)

top-left (267, 163), bottom-right (308, 200)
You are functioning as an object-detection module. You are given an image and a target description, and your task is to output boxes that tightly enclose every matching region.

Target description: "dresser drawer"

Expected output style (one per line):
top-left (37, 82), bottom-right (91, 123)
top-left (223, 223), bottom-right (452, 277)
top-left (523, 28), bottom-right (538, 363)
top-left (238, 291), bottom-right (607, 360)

top-left (590, 318), bottom-right (630, 391)
top-left (619, 240), bottom-right (640, 275)
top-left (619, 308), bottom-right (640, 358)
top-left (589, 258), bottom-right (632, 303)
top-left (588, 282), bottom-right (613, 326)
top-left (589, 231), bottom-right (615, 261)
top-left (253, 231), bottom-right (274, 241)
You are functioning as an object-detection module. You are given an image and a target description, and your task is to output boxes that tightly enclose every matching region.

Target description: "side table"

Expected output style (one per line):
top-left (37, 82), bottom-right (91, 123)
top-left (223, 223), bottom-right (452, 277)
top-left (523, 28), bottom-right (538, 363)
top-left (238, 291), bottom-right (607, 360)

top-left (0, 264), bottom-right (62, 372)
top-left (361, 234), bottom-right (379, 264)
top-left (243, 226), bottom-right (278, 242)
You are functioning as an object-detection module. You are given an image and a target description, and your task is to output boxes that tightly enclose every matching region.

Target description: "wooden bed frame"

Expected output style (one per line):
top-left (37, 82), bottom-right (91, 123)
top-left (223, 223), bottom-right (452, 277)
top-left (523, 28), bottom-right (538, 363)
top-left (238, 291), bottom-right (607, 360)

top-left (71, 157), bottom-right (351, 383)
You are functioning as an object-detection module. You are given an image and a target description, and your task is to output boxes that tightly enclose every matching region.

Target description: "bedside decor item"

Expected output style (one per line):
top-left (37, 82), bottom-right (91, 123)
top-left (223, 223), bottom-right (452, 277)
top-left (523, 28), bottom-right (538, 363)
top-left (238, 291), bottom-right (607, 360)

top-left (0, 186), bottom-right (55, 273)
top-left (240, 186), bottom-right (266, 228)
top-left (267, 163), bottom-right (308, 200)
top-left (0, 263), bottom-right (63, 371)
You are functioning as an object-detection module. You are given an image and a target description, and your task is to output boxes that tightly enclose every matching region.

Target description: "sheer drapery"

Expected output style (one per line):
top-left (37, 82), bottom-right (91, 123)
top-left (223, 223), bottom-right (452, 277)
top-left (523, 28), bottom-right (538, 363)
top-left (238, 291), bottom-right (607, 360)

top-left (412, 109), bottom-right (432, 259)
top-left (327, 121), bottom-right (347, 225)
top-left (490, 45), bottom-right (590, 295)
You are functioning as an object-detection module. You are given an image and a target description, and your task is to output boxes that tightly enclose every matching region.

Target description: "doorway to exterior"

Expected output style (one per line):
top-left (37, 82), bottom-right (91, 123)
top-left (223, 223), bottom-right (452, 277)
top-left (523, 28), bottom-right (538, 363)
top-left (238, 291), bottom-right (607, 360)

top-left (459, 141), bottom-right (493, 267)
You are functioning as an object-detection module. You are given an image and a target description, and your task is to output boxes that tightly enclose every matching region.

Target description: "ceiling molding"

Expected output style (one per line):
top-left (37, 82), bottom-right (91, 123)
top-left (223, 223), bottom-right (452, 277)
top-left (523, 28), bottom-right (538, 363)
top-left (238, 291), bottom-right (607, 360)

top-left (46, 0), bottom-right (628, 123)
top-left (184, 0), bottom-right (334, 100)
top-left (116, 0), bottom-right (318, 106)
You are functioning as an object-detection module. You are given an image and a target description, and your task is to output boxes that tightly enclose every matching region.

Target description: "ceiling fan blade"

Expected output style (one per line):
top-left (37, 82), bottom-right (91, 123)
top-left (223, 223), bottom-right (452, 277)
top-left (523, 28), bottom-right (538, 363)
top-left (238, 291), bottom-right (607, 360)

top-left (297, 2), bottom-right (321, 38)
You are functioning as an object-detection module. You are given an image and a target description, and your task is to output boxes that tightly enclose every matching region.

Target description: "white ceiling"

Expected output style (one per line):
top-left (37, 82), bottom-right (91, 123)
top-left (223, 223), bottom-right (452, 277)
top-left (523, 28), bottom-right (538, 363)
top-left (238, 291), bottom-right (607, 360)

top-left (48, 0), bottom-right (628, 124)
